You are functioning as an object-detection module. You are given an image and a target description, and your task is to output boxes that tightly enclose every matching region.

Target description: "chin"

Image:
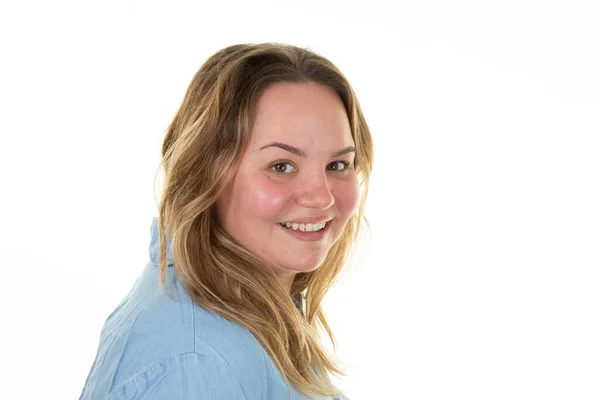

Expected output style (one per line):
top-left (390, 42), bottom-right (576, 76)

top-left (283, 256), bottom-right (327, 274)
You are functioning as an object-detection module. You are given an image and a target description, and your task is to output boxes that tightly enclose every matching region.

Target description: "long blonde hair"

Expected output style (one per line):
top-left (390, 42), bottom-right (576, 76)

top-left (155, 42), bottom-right (373, 399)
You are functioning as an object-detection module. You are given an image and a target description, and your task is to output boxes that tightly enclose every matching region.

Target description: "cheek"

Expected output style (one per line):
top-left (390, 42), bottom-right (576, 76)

top-left (235, 175), bottom-right (290, 222)
top-left (334, 176), bottom-right (360, 218)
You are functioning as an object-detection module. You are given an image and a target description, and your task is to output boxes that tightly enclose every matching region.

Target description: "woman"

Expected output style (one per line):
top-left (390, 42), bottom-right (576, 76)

top-left (80, 42), bottom-right (373, 400)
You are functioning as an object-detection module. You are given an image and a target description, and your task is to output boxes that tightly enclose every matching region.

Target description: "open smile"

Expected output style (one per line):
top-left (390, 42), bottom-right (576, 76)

top-left (276, 220), bottom-right (332, 242)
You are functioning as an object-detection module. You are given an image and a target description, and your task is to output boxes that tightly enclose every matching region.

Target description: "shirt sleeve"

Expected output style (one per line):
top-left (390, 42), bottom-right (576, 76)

top-left (106, 353), bottom-right (248, 400)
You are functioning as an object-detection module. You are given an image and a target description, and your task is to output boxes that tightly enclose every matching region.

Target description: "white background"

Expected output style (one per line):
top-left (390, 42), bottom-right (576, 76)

top-left (1, 0), bottom-right (599, 399)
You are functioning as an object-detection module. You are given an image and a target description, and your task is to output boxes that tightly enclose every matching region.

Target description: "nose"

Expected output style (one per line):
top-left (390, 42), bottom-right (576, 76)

top-left (295, 171), bottom-right (335, 210)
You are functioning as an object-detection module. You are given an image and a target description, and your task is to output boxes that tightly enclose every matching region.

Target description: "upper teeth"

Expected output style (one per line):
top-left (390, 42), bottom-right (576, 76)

top-left (280, 221), bottom-right (327, 232)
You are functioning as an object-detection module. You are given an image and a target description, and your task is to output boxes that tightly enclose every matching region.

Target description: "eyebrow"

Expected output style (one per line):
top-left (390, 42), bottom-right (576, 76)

top-left (259, 142), bottom-right (356, 158)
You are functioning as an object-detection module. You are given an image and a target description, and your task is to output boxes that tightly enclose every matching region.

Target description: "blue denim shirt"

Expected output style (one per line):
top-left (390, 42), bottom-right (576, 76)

top-left (79, 218), bottom-right (349, 400)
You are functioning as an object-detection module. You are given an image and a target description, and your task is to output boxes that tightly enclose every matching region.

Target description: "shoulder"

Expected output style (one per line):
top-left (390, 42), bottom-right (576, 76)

top-left (81, 262), bottom-right (268, 398)
top-left (106, 352), bottom-right (249, 400)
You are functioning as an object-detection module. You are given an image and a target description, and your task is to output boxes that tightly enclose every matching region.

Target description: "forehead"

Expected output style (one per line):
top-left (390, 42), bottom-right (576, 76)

top-left (249, 82), bottom-right (354, 149)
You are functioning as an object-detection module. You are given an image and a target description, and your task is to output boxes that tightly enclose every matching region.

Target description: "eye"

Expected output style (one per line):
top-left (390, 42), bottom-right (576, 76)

top-left (270, 162), bottom-right (296, 174)
top-left (327, 161), bottom-right (350, 171)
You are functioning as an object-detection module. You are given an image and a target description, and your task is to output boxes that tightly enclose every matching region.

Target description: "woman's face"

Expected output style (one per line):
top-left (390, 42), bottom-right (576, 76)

top-left (215, 82), bottom-right (359, 292)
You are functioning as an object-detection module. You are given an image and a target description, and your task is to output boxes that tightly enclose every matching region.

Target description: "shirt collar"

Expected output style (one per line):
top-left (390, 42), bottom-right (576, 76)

top-left (149, 217), bottom-right (174, 267)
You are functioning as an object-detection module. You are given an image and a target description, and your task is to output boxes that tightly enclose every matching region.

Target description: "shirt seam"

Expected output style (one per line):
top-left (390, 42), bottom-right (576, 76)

top-left (90, 302), bottom-right (143, 394)
top-left (105, 352), bottom-right (249, 400)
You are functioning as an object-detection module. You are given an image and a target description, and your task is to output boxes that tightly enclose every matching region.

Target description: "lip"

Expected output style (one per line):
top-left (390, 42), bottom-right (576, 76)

top-left (279, 216), bottom-right (332, 224)
top-left (278, 220), bottom-right (332, 242)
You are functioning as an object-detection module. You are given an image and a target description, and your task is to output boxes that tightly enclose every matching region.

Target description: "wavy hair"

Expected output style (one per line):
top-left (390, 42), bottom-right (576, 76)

top-left (154, 42), bottom-right (373, 399)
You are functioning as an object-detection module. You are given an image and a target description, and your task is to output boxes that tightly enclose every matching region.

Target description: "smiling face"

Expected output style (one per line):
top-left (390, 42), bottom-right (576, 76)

top-left (215, 82), bottom-right (360, 292)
